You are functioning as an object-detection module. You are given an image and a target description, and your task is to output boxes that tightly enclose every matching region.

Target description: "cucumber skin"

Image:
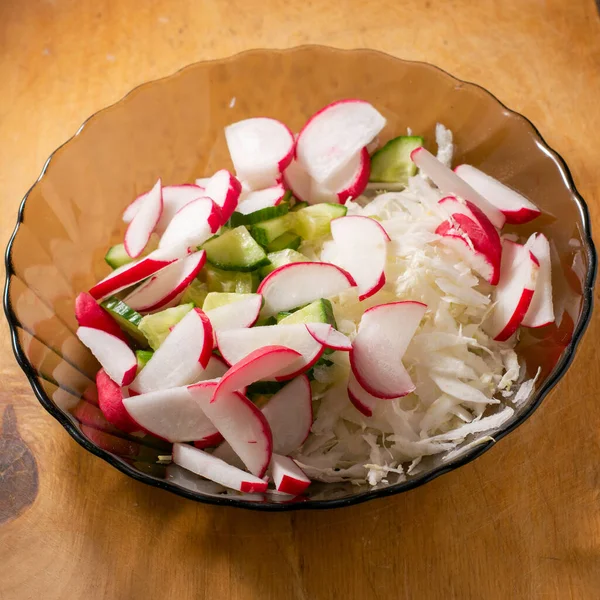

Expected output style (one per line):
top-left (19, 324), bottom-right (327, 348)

top-left (250, 214), bottom-right (293, 246)
top-left (230, 201), bottom-right (290, 227)
top-left (100, 297), bottom-right (148, 347)
top-left (369, 136), bottom-right (424, 184)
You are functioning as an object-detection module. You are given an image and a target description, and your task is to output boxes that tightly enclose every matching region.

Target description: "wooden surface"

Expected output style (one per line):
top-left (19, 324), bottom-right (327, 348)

top-left (1, 1), bottom-right (599, 598)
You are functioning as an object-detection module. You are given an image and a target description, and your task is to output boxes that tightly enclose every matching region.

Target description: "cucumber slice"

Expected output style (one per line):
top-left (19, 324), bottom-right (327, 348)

top-left (104, 234), bottom-right (159, 269)
top-left (135, 349), bottom-right (154, 372)
top-left (246, 381), bottom-right (286, 396)
top-left (138, 303), bottom-right (194, 350)
top-left (203, 264), bottom-right (256, 293)
top-left (260, 249), bottom-right (309, 276)
top-left (254, 316), bottom-right (278, 327)
top-left (277, 298), bottom-right (337, 327)
top-left (230, 200), bottom-right (290, 227)
top-left (100, 297), bottom-right (147, 347)
top-left (291, 200), bottom-right (309, 212)
top-left (369, 136), bottom-right (424, 184)
top-left (265, 232), bottom-right (302, 252)
top-left (293, 204), bottom-right (347, 240)
top-left (250, 214), bottom-right (294, 246)
top-left (203, 226), bottom-right (269, 272)
top-left (180, 279), bottom-right (208, 307)
top-left (202, 292), bottom-right (259, 311)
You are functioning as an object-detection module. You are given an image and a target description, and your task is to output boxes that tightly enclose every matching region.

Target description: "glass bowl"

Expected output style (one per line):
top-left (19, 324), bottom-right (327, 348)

top-left (4, 46), bottom-right (596, 510)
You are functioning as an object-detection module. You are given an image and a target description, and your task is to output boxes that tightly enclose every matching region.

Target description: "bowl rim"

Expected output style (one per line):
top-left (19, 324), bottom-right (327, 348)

top-left (4, 45), bottom-right (597, 511)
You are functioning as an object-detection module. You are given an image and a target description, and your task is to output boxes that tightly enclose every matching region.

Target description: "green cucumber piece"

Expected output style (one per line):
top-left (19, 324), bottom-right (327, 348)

top-left (291, 200), bottom-right (309, 212)
top-left (202, 292), bottom-right (260, 311)
top-left (138, 303), bottom-right (194, 350)
top-left (254, 316), bottom-right (278, 327)
top-left (180, 279), bottom-right (208, 307)
top-left (203, 264), bottom-right (256, 293)
top-left (104, 234), bottom-right (158, 269)
top-left (250, 214), bottom-right (294, 246)
top-left (265, 232), bottom-right (302, 252)
top-left (369, 136), bottom-right (424, 184)
top-left (277, 298), bottom-right (337, 327)
top-left (246, 381), bottom-right (286, 396)
top-left (135, 349), bottom-right (154, 372)
top-left (202, 226), bottom-right (269, 272)
top-left (260, 249), bottom-right (309, 276)
top-left (230, 199), bottom-right (290, 227)
top-left (101, 297), bottom-right (147, 347)
top-left (293, 203), bottom-right (347, 240)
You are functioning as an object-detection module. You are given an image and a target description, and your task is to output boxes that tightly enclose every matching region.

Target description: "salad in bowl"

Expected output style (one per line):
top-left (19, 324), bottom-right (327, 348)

top-left (75, 98), bottom-right (556, 498)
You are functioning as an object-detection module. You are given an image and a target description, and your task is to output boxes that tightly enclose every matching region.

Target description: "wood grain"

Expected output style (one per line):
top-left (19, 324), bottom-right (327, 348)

top-left (1, 1), bottom-right (599, 598)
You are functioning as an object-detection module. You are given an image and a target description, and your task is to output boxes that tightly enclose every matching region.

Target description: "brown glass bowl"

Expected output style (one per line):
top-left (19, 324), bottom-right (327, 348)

top-left (4, 47), bottom-right (596, 510)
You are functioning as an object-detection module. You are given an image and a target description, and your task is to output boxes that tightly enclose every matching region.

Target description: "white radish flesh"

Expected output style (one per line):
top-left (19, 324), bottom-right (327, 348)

top-left (305, 323), bottom-right (352, 351)
top-left (205, 294), bottom-right (262, 332)
top-left (522, 233), bottom-right (554, 327)
top-left (203, 169), bottom-right (242, 222)
top-left (271, 454), bottom-right (311, 495)
top-left (235, 184), bottom-right (287, 215)
top-left (124, 179), bottom-right (163, 258)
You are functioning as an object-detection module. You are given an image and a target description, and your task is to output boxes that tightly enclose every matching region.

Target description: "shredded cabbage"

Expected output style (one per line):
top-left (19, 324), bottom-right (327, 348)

top-left (293, 125), bottom-right (538, 485)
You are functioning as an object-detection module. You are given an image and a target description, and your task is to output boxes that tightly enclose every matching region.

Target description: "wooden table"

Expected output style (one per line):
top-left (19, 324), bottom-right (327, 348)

top-left (1, 1), bottom-right (599, 598)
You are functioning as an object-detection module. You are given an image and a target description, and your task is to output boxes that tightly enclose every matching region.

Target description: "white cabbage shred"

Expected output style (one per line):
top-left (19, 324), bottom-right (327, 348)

top-left (293, 125), bottom-right (537, 485)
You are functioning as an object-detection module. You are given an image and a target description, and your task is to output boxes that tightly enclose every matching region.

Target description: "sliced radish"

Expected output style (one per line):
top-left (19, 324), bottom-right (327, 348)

top-left (96, 368), bottom-right (138, 432)
top-left (123, 383), bottom-right (217, 443)
top-left (124, 251), bottom-right (206, 312)
top-left (205, 294), bottom-right (262, 332)
top-left (411, 147), bottom-right (506, 229)
top-left (235, 183), bottom-right (287, 215)
top-left (89, 248), bottom-right (180, 300)
top-left (203, 169), bottom-right (242, 222)
top-left (257, 262), bottom-right (356, 317)
top-left (76, 327), bottom-right (137, 386)
top-left (454, 164), bottom-right (541, 224)
top-left (271, 454), bottom-right (311, 495)
top-left (130, 308), bottom-right (213, 393)
top-left (282, 159), bottom-right (311, 203)
top-left (158, 197), bottom-right (223, 254)
top-left (75, 292), bottom-right (126, 342)
top-left (212, 441), bottom-right (245, 469)
top-left (214, 346), bottom-right (302, 396)
top-left (225, 118), bottom-right (294, 190)
top-left (309, 148), bottom-right (370, 204)
top-left (216, 324), bottom-right (324, 380)
top-left (189, 385), bottom-right (272, 477)
top-left (347, 371), bottom-right (379, 417)
top-left (350, 301), bottom-right (426, 399)
top-left (124, 179), bottom-right (163, 258)
top-left (485, 240), bottom-right (539, 341)
top-left (296, 100), bottom-right (386, 185)
top-left (173, 443), bottom-right (268, 493)
top-left (522, 233), bottom-right (554, 327)
top-left (194, 431), bottom-right (224, 449)
top-left (306, 323), bottom-right (352, 351)
top-left (157, 184), bottom-right (206, 232)
top-left (435, 196), bottom-right (502, 285)
top-left (261, 375), bottom-right (312, 454)
top-left (330, 215), bottom-right (390, 300)
top-left (195, 354), bottom-right (229, 382)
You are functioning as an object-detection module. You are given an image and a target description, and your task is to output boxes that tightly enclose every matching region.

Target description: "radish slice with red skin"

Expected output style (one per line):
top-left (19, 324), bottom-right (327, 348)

top-left (271, 454), bottom-right (311, 495)
top-left (435, 196), bottom-right (502, 285)
top-left (158, 197), bottom-right (223, 254)
top-left (216, 324), bottom-right (324, 380)
top-left (305, 323), bottom-right (352, 351)
top-left (194, 354), bottom-right (229, 382)
top-left (189, 384), bottom-right (273, 477)
top-left (454, 164), bottom-right (541, 224)
top-left (484, 240), bottom-right (539, 341)
top-left (296, 99), bottom-right (386, 186)
top-left (522, 233), bottom-right (554, 327)
top-left (282, 159), bottom-right (311, 203)
top-left (96, 368), bottom-right (138, 432)
top-left (213, 346), bottom-right (302, 397)
top-left (124, 179), bottom-right (163, 258)
top-left (123, 384), bottom-right (219, 443)
top-left (75, 292), bottom-right (127, 342)
top-left (194, 431), bottom-right (224, 449)
top-left (225, 118), bottom-right (294, 191)
top-left (261, 375), bottom-right (312, 455)
top-left (204, 294), bottom-right (262, 333)
top-left (411, 147), bottom-right (506, 229)
top-left (236, 184), bottom-right (287, 215)
top-left (203, 169), bottom-right (242, 222)
top-left (350, 301), bottom-right (426, 399)
top-left (76, 327), bottom-right (137, 386)
top-left (347, 371), bottom-right (378, 417)
top-left (330, 215), bottom-right (390, 300)
top-left (155, 184), bottom-right (207, 232)
top-left (130, 308), bottom-right (213, 394)
top-left (309, 148), bottom-right (370, 205)
top-left (124, 251), bottom-right (206, 312)
top-left (89, 248), bottom-right (180, 300)
top-left (173, 443), bottom-right (268, 493)
top-left (257, 262), bottom-right (356, 317)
